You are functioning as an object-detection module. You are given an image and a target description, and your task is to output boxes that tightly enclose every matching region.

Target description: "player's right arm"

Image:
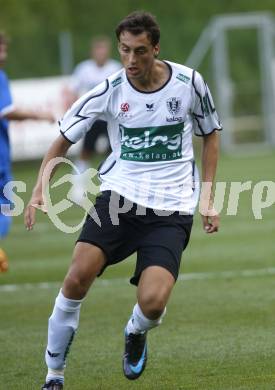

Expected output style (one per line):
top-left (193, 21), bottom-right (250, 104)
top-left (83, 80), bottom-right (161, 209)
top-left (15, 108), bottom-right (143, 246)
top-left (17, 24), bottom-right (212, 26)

top-left (24, 79), bottom-right (111, 230)
top-left (24, 135), bottom-right (72, 230)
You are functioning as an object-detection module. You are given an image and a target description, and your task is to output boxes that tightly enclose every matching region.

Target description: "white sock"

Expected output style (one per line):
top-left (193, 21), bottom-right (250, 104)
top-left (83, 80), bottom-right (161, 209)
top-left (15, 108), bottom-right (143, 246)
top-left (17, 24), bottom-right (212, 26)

top-left (126, 303), bottom-right (167, 334)
top-left (46, 368), bottom-right (64, 384)
top-left (45, 290), bottom-right (83, 382)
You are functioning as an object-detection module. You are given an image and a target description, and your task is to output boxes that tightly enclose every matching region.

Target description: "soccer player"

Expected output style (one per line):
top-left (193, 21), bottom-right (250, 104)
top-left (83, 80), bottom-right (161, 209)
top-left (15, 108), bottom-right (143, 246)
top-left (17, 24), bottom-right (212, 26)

top-left (64, 36), bottom-right (121, 202)
top-left (24, 11), bottom-right (222, 390)
top-left (0, 32), bottom-right (54, 251)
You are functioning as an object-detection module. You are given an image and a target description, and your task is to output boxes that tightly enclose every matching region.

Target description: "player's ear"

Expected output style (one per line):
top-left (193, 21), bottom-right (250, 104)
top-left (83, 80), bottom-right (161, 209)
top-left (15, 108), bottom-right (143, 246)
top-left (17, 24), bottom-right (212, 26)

top-left (153, 44), bottom-right (160, 58)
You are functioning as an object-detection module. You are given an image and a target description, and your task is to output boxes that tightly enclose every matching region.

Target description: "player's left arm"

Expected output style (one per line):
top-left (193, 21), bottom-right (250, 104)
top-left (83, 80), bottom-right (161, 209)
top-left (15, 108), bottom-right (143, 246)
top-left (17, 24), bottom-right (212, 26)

top-left (191, 70), bottom-right (222, 233)
top-left (200, 130), bottom-right (220, 233)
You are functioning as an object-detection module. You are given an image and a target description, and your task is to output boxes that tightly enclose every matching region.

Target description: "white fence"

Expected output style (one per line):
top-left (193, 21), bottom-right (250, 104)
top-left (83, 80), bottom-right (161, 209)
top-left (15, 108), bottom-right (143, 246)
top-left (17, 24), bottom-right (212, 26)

top-left (186, 12), bottom-right (275, 151)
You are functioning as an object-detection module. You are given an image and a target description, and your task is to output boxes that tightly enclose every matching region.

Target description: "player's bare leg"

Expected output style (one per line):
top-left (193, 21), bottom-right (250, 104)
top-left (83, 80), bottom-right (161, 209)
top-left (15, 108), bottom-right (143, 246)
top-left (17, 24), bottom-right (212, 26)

top-left (63, 242), bottom-right (106, 299)
top-left (137, 266), bottom-right (175, 319)
top-left (123, 266), bottom-right (175, 380)
top-left (42, 243), bottom-right (106, 389)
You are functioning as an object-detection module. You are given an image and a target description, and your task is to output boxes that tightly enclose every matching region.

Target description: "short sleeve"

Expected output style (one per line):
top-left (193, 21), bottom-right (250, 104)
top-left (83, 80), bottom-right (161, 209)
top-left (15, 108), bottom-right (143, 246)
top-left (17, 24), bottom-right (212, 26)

top-left (191, 71), bottom-right (222, 136)
top-left (59, 79), bottom-right (109, 144)
top-left (0, 71), bottom-right (14, 116)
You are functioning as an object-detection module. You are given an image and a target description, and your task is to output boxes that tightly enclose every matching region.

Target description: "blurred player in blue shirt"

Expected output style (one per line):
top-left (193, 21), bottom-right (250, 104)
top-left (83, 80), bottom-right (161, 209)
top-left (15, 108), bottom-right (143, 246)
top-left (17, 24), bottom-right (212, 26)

top-left (0, 32), bottom-right (54, 243)
top-left (0, 36), bottom-right (13, 238)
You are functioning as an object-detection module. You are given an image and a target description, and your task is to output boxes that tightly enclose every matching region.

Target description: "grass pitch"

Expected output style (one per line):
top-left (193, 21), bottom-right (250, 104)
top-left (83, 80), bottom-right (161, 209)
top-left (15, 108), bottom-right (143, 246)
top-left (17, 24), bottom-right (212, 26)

top-left (0, 150), bottom-right (275, 389)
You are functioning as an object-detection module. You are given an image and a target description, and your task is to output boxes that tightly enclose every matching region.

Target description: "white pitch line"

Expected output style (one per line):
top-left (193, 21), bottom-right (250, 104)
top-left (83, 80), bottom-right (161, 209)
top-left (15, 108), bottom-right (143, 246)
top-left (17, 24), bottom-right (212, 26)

top-left (1, 266), bottom-right (275, 293)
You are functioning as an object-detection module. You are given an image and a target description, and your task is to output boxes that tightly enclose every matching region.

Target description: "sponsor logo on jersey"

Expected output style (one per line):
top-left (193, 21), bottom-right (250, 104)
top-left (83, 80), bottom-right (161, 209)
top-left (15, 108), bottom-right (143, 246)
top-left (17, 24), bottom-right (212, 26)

top-left (111, 76), bottom-right (122, 88)
top-left (146, 103), bottom-right (154, 112)
top-left (119, 122), bottom-right (184, 162)
top-left (118, 102), bottom-right (133, 120)
top-left (166, 116), bottom-right (183, 122)
top-left (166, 97), bottom-right (183, 122)
top-left (176, 73), bottom-right (190, 84)
top-left (120, 102), bottom-right (130, 112)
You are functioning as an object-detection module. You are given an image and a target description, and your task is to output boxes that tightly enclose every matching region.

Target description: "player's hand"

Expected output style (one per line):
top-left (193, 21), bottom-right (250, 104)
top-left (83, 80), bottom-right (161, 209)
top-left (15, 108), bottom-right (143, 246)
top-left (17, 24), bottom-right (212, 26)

top-left (200, 208), bottom-right (220, 234)
top-left (24, 193), bottom-right (47, 231)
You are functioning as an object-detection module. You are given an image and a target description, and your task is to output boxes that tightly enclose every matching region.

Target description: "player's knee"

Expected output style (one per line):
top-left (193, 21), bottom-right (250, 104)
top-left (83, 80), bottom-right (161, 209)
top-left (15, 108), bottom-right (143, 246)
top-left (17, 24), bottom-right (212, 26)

top-left (139, 292), bottom-right (166, 319)
top-left (63, 273), bottom-right (89, 299)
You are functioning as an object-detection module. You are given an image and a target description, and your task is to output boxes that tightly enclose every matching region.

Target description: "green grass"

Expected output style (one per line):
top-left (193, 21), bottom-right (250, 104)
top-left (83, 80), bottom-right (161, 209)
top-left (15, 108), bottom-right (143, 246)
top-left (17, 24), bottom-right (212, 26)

top-left (0, 150), bottom-right (275, 389)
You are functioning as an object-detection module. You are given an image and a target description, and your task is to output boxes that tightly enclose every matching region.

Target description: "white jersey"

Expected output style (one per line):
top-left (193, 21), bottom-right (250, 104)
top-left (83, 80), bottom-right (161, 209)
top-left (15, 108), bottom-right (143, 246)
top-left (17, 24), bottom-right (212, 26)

top-left (60, 61), bottom-right (222, 214)
top-left (70, 59), bottom-right (121, 96)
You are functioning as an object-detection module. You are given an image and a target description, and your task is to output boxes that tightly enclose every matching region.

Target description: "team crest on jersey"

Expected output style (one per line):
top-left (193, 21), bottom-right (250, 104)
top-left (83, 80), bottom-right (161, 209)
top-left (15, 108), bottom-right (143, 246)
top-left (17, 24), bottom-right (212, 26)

top-left (166, 97), bottom-right (181, 115)
top-left (166, 97), bottom-right (183, 122)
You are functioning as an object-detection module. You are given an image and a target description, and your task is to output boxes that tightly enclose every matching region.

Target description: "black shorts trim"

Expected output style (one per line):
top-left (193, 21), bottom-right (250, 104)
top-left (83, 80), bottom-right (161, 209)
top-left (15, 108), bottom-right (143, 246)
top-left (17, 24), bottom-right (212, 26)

top-left (76, 239), bottom-right (110, 263)
top-left (130, 253), bottom-right (179, 286)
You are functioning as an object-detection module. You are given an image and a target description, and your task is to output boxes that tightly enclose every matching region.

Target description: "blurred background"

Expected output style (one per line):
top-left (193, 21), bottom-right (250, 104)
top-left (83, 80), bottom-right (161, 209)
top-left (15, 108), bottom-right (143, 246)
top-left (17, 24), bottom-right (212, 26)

top-left (1, 0), bottom-right (275, 157)
top-left (1, 1), bottom-right (275, 389)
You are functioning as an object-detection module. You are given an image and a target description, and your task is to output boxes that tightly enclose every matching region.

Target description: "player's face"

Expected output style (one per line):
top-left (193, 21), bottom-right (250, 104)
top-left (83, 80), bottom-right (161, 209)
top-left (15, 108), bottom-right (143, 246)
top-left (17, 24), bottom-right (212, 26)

top-left (0, 43), bottom-right (8, 67)
top-left (118, 31), bottom-right (159, 80)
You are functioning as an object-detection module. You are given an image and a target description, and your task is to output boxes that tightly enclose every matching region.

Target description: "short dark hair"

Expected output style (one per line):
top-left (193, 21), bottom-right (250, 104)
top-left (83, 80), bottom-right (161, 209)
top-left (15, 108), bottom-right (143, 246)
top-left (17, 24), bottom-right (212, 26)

top-left (115, 11), bottom-right (160, 46)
